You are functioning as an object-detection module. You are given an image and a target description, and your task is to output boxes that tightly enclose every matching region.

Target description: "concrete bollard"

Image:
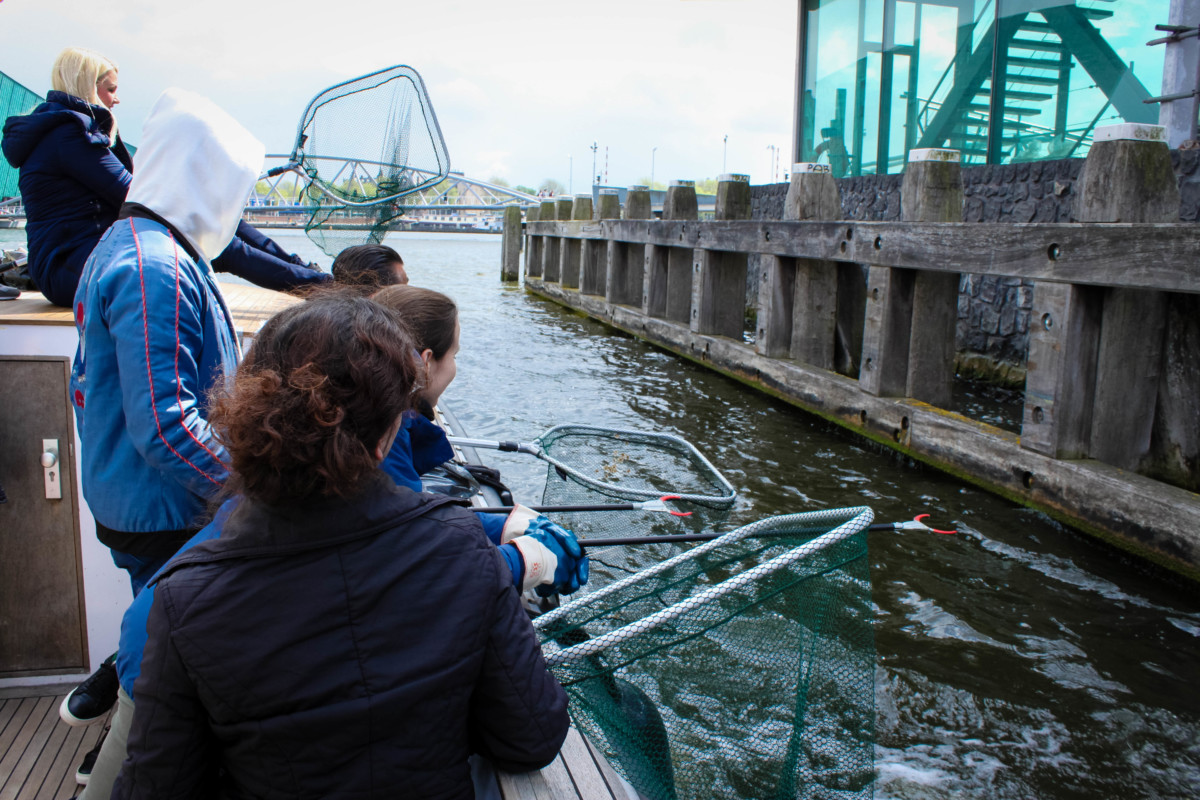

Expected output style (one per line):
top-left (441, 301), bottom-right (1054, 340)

top-left (1025, 123), bottom-right (1188, 480)
top-left (583, 189), bottom-right (619, 295)
top-left (860, 148), bottom-right (961, 403)
top-left (501, 205), bottom-right (522, 282)
top-left (757, 163), bottom-right (845, 364)
top-left (692, 175), bottom-right (750, 338)
top-left (608, 186), bottom-right (651, 306)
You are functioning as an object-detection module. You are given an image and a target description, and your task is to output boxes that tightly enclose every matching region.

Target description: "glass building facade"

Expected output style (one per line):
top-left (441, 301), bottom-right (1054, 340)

top-left (0, 71), bottom-right (42, 199)
top-left (798, 0), bottom-right (1168, 175)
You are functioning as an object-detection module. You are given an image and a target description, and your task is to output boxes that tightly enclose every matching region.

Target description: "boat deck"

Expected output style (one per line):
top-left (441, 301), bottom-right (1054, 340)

top-left (0, 686), bottom-right (633, 800)
top-left (0, 686), bottom-right (112, 800)
top-left (0, 283), bottom-right (305, 331)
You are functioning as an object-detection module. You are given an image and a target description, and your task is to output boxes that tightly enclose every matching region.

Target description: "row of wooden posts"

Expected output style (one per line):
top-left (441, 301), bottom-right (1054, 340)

top-left (500, 127), bottom-right (1200, 577)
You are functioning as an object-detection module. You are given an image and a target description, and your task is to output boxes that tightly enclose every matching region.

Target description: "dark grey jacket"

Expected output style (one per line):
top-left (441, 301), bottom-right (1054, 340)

top-left (113, 472), bottom-right (569, 800)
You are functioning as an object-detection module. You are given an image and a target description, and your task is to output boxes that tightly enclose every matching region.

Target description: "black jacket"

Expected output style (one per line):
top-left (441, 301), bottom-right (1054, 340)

top-left (2, 91), bottom-right (131, 306)
top-left (112, 473), bottom-right (569, 800)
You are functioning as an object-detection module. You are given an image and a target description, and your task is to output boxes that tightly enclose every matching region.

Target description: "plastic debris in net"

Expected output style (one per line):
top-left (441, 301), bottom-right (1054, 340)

top-left (288, 65), bottom-right (449, 257)
top-left (535, 507), bottom-right (876, 800)
top-left (537, 424), bottom-right (736, 542)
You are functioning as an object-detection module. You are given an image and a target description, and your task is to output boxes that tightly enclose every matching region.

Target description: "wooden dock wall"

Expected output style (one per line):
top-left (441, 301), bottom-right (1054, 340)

top-left (503, 130), bottom-right (1200, 580)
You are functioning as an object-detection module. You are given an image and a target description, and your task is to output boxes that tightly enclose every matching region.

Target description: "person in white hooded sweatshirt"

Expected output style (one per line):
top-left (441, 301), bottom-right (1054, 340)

top-left (71, 88), bottom-right (264, 596)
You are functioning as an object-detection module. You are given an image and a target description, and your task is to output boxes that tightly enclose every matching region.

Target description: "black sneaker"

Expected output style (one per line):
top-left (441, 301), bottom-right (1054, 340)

top-left (74, 743), bottom-right (98, 785)
top-left (59, 658), bottom-right (118, 727)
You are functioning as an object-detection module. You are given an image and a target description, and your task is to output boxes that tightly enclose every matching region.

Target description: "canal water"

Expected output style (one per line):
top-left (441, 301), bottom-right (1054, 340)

top-left (5, 228), bottom-right (1199, 798)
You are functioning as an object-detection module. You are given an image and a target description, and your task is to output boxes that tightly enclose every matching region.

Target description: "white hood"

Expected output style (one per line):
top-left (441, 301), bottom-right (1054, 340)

top-left (126, 88), bottom-right (264, 263)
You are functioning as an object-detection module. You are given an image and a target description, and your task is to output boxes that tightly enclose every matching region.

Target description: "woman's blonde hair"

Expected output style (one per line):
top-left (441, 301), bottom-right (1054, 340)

top-left (50, 47), bottom-right (118, 107)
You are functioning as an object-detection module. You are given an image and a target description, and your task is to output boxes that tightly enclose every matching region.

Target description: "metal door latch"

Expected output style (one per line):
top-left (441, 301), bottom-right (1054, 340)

top-left (41, 438), bottom-right (62, 500)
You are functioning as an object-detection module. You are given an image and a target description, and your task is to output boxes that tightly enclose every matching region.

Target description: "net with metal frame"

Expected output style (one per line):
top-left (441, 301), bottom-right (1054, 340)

top-left (536, 424), bottom-right (736, 543)
top-left (279, 65), bottom-right (448, 257)
top-left (535, 507), bottom-right (876, 800)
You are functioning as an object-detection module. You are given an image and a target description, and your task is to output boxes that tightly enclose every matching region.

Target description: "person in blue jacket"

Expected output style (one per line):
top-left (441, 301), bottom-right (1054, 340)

top-left (110, 291), bottom-right (570, 799)
top-left (71, 86), bottom-right (267, 595)
top-left (77, 284), bottom-right (589, 800)
top-left (373, 283), bottom-right (589, 596)
top-left (0, 47), bottom-right (329, 307)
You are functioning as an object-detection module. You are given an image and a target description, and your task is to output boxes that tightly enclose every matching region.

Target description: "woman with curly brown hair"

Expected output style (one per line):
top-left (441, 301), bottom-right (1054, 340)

top-left (111, 292), bottom-right (569, 800)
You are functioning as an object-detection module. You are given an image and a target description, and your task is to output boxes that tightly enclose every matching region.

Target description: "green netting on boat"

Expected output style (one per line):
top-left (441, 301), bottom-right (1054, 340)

top-left (537, 424), bottom-right (736, 543)
top-left (535, 508), bottom-right (876, 800)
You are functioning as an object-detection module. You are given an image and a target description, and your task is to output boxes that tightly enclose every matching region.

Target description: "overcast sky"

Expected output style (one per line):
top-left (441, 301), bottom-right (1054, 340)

top-left (3, 0), bottom-right (800, 191)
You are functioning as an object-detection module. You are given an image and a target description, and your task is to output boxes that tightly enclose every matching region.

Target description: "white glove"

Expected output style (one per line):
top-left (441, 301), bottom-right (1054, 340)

top-left (509, 535), bottom-right (559, 593)
top-left (500, 503), bottom-right (540, 544)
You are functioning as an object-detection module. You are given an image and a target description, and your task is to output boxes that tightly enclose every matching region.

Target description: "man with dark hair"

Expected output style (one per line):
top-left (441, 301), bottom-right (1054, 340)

top-left (331, 243), bottom-right (407, 290)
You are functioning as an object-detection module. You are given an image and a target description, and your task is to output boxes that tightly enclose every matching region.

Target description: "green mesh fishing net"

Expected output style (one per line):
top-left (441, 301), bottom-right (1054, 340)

top-left (535, 507), bottom-right (876, 800)
top-left (286, 65), bottom-right (449, 257)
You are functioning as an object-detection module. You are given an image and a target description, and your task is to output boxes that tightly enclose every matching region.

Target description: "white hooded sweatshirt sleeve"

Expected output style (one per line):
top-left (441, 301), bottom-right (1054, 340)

top-left (126, 88), bottom-right (265, 263)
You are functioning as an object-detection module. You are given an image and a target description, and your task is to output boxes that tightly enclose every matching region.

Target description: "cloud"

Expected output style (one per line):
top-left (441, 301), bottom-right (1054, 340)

top-left (3, 0), bottom-right (798, 185)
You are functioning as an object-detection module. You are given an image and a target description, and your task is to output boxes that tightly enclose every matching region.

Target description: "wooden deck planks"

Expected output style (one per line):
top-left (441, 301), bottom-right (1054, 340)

top-left (0, 284), bottom-right (301, 337)
top-left (0, 697), bottom-right (55, 800)
top-left (0, 694), bottom-right (111, 800)
top-left (581, 735), bottom-right (639, 800)
top-left (0, 295), bottom-right (74, 326)
top-left (496, 726), bottom-right (631, 800)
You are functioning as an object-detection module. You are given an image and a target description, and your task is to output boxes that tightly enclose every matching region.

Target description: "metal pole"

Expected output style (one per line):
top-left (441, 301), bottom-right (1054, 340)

top-left (651, 146), bottom-right (657, 189)
top-left (1157, 0), bottom-right (1200, 146)
top-left (723, 134), bottom-right (728, 172)
top-left (792, 0), bottom-right (809, 164)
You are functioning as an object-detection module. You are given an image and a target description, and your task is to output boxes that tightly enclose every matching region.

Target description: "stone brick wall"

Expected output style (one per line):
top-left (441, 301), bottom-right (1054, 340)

top-left (748, 154), bottom-right (1200, 375)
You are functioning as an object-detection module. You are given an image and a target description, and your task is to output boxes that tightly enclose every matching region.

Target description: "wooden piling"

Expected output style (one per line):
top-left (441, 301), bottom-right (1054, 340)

top-left (608, 186), bottom-right (650, 306)
top-left (534, 199), bottom-right (557, 279)
top-left (642, 183), bottom-right (668, 318)
top-left (583, 189), bottom-right (618, 295)
top-left (903, 149), bottom-right (963, 406)
top-left (523, 204), bottom-right (540, 279)
top-left (757, 163), bottom-right (842, 365)
top-left (860, 148), bottom-right (961, 402)
top-left (1082, 125), bottom-right (1176, 471)
top-left (501, 205), bottom-right (522, 282)
top-left (692, 175), bottom-right (751, 339)
top-left (543, 197), bottom-right (572, 283)
top-left (664, 180), bottom-right (698, 323)
top-left (559, 195), bottom-right (592, 289)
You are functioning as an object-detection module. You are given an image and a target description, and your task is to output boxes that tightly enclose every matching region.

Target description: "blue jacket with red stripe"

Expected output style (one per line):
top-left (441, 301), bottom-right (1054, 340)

top-left (71, 214), bottom-right (238, 534)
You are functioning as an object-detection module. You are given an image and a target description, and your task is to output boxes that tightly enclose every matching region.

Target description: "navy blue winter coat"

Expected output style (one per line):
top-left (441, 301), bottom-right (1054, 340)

top-left (2, 92), bottom-right (330, 306)
top-left (112, 472), bottom-right (569, 800)
top-left (1, 91), bottom-right (130, 306)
